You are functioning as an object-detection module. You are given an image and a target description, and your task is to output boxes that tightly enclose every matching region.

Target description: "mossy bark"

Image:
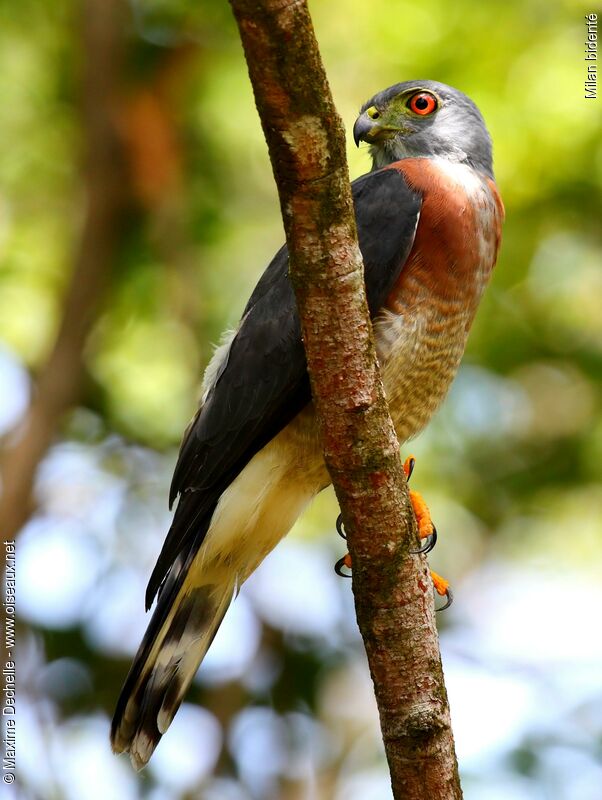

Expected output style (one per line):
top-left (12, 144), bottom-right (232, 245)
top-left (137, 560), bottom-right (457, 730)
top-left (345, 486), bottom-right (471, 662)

top-left (229, 1), bottom-right (463, 796)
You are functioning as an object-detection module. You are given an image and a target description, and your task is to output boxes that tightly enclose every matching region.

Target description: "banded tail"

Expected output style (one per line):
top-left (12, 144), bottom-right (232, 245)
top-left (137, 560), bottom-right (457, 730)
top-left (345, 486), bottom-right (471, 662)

top-left (110, 553), bottom-right (236, 770)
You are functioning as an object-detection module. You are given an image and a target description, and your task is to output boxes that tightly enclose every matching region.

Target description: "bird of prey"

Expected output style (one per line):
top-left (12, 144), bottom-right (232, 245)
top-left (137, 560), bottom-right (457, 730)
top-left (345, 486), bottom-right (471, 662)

top-left (111, 79), bottom-right (504, 769)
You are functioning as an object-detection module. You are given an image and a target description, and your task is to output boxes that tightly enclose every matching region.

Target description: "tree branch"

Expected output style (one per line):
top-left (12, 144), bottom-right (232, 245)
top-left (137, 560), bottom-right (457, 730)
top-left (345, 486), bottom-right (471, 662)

top-left (228, 1), bottom-right (462, 796)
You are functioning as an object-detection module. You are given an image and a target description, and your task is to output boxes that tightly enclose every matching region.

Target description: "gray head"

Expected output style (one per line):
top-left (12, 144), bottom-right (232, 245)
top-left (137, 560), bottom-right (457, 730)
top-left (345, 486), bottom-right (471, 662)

top-left (353, 80), bottom-right (494, 178)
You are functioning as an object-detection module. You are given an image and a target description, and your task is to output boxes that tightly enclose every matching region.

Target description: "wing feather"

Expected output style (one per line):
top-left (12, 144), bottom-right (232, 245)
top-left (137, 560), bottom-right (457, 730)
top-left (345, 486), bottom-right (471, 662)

top-left (146, 166), bottom-right (421, 608)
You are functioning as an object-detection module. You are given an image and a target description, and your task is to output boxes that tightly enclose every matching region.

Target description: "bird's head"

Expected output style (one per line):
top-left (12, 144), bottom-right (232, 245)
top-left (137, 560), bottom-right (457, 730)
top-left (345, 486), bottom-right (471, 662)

top-left (353, 80), bottom-right (493, 177)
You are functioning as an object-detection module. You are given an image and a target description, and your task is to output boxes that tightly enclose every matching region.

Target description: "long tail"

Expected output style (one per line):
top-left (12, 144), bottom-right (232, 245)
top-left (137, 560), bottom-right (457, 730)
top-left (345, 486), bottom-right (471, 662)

top-left (110, 553), bottom-right (235, 770)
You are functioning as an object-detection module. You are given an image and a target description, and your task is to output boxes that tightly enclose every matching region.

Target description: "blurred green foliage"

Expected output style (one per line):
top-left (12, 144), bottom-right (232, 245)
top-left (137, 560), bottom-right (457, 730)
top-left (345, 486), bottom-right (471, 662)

top-left (2, 0), bottom-right (601, 798)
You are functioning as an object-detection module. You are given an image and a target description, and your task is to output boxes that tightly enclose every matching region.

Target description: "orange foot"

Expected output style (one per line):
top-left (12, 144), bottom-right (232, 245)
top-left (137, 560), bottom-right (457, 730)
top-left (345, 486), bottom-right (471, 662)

top-left (404, 456), bottom-right (437, 554)
top-left (334, 455), bottom-right (452, 611)
top-left (430, 570), bottom-right (453, 611)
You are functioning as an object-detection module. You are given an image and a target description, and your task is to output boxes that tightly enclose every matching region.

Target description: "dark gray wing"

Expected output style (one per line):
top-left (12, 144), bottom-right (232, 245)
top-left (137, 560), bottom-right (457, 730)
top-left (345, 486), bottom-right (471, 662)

top-left (145, 166), bottom-right (421, 608)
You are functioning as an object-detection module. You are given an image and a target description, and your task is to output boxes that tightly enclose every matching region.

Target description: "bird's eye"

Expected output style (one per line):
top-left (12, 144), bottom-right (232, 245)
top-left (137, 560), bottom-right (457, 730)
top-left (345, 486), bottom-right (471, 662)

top-left (366, 106), bottom-right (380, 120)
top-left (407, 92), bottom-right (438, 116)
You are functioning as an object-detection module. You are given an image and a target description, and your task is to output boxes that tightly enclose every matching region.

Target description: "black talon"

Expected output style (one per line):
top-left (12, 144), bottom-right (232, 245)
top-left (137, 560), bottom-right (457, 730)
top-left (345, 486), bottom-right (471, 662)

top-left (335, 515), bottom-right (351, 578)
top-left (436, 587), bottom-right (453, 612)
top-left (334, 556), bottom-right (352, 578)
top-left (410, 527), bottom-right (437, 555)
top-left (405, 457), bottom-right (416, 481)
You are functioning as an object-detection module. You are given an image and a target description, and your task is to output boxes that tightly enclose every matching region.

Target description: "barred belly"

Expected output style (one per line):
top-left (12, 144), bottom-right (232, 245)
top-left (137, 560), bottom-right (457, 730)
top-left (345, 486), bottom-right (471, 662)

top-left (375, 304), bottom-right (472, 443)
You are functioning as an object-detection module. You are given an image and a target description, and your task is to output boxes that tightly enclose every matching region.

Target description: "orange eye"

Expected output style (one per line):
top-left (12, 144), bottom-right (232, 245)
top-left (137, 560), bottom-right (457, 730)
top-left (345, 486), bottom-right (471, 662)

top-left (408, 92), bottom-right (438, 116)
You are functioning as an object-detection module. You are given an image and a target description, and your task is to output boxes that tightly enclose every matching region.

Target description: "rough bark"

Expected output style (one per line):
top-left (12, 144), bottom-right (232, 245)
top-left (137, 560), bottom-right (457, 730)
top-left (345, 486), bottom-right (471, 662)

top-left (0, 0), bottom-right (127, 540)
top-left (228, 1), bottom-right (463, 797)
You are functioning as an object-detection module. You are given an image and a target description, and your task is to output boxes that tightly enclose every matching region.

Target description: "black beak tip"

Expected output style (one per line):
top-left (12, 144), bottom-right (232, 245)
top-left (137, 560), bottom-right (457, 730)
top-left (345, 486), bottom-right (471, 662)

top-left (352, 117), bottom-right (366, 148)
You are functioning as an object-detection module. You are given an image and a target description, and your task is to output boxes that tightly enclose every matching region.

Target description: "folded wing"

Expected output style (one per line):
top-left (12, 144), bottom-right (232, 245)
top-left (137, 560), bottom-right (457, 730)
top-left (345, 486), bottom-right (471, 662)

top-left (145, 166), bottom-right (421, 609)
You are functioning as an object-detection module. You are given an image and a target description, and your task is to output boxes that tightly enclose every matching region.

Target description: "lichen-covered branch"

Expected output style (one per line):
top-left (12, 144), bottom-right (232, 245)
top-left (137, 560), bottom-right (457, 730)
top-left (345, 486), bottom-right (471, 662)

top-left (228, 1), bottom-right (462, 796)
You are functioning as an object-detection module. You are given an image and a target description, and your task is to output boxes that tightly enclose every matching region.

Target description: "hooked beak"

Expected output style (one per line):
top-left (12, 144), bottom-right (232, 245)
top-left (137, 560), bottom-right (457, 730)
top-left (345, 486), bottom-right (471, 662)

top-left (353, 113), bottom-right (398, 147)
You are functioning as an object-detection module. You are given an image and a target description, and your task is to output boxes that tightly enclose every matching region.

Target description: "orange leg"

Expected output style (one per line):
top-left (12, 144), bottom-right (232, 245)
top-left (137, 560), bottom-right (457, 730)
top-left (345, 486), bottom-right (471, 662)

top-left (404, 455), bottom-right (434, 541)
top-left (409, 488), bottom-right (435, 541)
top-left (404, 455), bottom-right (451, 607)
top-left (335, 455), bottom-right (452, 610)
top-left (404, 456), bottom-right (437, 555)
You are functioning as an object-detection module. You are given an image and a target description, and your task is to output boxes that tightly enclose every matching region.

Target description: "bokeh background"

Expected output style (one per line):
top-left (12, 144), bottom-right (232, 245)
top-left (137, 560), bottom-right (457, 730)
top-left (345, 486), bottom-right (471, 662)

top-left (2, 0), bottom-right (601, 798)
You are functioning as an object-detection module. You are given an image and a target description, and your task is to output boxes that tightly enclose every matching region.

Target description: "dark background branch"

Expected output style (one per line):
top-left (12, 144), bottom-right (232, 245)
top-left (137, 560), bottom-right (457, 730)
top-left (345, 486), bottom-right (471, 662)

top-left (0, 0), bottom-right (128, 539)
